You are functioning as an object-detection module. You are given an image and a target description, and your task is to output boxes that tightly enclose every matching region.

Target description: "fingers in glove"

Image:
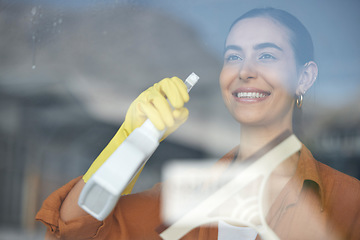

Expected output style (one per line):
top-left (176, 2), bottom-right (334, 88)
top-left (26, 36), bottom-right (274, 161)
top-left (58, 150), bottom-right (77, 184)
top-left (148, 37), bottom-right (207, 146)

top-left (151, 92), bottom-right (175, 128)
top-left (139, 102), bottom-right (166, 131)
top-left (156, 77), bottom-right (189, 109)
top-left (160, 107), bottom-right (189, 141)
top-left (170, 77), bottom-right (189, 104)
top-left (173, 107), bottom-right (189, 122)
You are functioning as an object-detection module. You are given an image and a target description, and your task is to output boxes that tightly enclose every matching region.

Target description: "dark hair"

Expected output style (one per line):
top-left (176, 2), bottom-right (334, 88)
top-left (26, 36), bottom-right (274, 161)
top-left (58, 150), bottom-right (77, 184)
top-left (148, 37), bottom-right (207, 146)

top-left (228, 7), bottom-right (314, 66)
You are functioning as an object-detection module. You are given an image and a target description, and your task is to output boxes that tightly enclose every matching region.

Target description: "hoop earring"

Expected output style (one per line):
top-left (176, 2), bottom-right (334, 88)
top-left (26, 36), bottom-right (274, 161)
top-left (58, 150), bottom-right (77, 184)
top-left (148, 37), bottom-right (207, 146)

top-left (296, 94), bottom-right (303, 108)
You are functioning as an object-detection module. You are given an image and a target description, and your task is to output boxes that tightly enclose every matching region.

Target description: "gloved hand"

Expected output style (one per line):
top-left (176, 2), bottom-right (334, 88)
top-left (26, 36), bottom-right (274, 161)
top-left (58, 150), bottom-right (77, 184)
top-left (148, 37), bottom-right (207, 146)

top-left (82, 77), bottom-right (190, 194)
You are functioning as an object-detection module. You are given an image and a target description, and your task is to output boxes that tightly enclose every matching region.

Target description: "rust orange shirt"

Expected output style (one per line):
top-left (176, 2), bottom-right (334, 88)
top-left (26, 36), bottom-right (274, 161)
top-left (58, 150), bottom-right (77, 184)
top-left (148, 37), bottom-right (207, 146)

top-left (36, 145), bottom-right (360, 239)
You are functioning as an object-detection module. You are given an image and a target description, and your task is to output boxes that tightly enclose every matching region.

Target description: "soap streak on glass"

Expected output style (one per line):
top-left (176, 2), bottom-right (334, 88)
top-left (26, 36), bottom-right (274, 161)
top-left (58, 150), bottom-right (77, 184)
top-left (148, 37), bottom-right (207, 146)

top-left (31, 6), bottom-right (38, 70)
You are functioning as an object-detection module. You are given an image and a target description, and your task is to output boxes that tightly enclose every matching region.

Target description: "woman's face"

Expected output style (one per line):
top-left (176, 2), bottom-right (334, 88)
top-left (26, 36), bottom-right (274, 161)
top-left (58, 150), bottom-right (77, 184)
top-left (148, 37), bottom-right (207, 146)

top-left (220, 17), bottom-right (299, 129)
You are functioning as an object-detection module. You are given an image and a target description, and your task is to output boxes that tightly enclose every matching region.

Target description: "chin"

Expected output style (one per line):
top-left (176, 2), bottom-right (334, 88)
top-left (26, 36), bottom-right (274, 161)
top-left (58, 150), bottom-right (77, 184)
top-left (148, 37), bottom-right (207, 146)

top-left (233, 114), bottom-right (265, 126)
top-left (230, 108), bottom-right (264, 124)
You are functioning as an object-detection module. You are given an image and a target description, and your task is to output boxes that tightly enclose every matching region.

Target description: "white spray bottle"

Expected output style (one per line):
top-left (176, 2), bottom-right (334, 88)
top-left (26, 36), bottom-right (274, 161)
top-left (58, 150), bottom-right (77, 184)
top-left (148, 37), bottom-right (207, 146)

top-left (78, 73), bottom-right (199, 221)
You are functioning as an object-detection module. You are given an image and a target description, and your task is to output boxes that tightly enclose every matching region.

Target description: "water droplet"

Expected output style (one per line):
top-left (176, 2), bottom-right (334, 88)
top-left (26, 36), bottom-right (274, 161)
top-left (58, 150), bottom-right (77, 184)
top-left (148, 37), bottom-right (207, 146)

top-left (31, 7), bottom-right (37, 16)
top-left (58, 18), bottom-right (63, 24)
top-left (32, 34), bottom-right (37, 70)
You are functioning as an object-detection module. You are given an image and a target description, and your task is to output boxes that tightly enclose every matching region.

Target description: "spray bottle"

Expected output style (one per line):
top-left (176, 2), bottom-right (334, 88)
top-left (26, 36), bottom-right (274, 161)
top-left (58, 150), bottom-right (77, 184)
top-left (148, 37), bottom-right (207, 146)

top-left (78, 73), bottom-right (199, 221)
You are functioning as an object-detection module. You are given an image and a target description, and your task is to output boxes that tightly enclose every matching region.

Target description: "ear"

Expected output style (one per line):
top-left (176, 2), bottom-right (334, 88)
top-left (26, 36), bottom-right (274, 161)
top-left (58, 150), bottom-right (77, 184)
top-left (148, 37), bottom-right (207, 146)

top-left (296, 61), bottom-right (318, 95)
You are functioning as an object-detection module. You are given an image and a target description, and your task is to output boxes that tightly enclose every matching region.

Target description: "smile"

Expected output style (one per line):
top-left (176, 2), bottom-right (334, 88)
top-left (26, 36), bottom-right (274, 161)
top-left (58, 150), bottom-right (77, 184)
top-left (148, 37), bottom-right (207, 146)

top-left (232, 91), bottom-right (271, 99)
top-left (235, 92), bottom-right (269, 98)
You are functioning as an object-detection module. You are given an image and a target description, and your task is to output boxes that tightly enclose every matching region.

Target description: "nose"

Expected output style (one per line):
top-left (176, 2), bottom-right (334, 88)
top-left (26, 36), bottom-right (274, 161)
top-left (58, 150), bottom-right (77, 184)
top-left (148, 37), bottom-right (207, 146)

top-left (238, 60), bottom-right (257, 81)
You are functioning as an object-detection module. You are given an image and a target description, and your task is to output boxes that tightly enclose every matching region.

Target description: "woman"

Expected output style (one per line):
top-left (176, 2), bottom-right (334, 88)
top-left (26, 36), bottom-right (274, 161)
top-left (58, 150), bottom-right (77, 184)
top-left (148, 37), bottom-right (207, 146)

top-left (36, 7), bottom-right (360, 240)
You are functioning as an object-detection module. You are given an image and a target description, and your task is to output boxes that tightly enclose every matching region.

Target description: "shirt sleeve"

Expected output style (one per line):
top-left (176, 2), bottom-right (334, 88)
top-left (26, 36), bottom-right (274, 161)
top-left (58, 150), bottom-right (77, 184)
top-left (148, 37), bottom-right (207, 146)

top-left (35, 176), bottom-right (105, 239)
top-left (35, 176), bottom-right (163, 240)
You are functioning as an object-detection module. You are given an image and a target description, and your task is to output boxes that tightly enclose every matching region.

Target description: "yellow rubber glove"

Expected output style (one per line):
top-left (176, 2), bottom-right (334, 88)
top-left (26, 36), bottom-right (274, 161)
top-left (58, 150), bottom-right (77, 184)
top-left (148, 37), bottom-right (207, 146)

top-left (82, 77), bottom-right (189, 194)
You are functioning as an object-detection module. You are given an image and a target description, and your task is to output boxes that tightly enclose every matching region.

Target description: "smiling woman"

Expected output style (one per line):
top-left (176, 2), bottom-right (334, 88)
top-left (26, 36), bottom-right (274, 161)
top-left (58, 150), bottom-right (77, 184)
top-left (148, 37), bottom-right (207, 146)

top-left (219, 11), bottom-right (317, 150)
top-left (35, 7), bottom-right (360, 240)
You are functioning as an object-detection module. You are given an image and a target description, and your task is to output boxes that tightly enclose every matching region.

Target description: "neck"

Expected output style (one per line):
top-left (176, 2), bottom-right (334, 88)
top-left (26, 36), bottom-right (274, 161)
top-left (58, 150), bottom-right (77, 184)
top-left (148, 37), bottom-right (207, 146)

top-left (237, 121), bottom-right (299, 176)
top-left (237, 108), bottom-right (295, 159)
top-left (238, 126), bottom-right (289, 159)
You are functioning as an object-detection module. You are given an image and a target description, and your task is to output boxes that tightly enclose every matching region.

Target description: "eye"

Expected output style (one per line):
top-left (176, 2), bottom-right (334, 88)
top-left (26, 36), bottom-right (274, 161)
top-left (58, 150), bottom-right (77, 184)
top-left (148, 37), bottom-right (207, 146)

top-left (259, 53), bottom-right (276, 60)
top-left (225, 54), bottom-right (243, 63)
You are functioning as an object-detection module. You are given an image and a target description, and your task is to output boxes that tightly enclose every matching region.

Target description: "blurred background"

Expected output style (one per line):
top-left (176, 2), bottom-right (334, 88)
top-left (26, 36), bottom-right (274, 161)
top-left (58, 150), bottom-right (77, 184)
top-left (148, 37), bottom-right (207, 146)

top-left (0, 0), bottom-right (359, 239)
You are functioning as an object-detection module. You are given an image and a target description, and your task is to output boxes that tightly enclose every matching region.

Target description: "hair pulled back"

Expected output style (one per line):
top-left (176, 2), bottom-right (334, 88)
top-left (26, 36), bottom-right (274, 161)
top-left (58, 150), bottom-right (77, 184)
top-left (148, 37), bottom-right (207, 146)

top-left (229, 7), bottom-right (314, 66)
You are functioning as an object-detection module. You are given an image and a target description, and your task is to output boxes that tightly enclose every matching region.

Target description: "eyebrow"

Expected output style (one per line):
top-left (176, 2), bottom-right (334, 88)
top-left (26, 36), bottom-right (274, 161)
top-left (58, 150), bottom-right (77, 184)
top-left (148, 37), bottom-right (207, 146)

top-left (224, 42), bottom-right (283, 54)
top-left (254, 42), bottom-right (283, 51)
top-left (224, 45), bottom-right (242, 54)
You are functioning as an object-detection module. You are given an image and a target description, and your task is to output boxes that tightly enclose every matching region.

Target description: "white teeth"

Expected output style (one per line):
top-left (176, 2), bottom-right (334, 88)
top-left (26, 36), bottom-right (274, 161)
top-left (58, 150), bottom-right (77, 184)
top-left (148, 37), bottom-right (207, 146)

top-left (236, 92), bottom-right (267, 98)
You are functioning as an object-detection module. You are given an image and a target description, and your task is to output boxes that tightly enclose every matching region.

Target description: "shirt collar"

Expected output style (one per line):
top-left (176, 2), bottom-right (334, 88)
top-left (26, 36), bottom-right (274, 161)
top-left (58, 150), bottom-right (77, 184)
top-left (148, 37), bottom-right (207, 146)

top-left (216, 141), bottom-right (326, 214)
top-left (223, 143), bottom-right (327, 210)
top-left (289, 144), bottom-right (326, 210)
